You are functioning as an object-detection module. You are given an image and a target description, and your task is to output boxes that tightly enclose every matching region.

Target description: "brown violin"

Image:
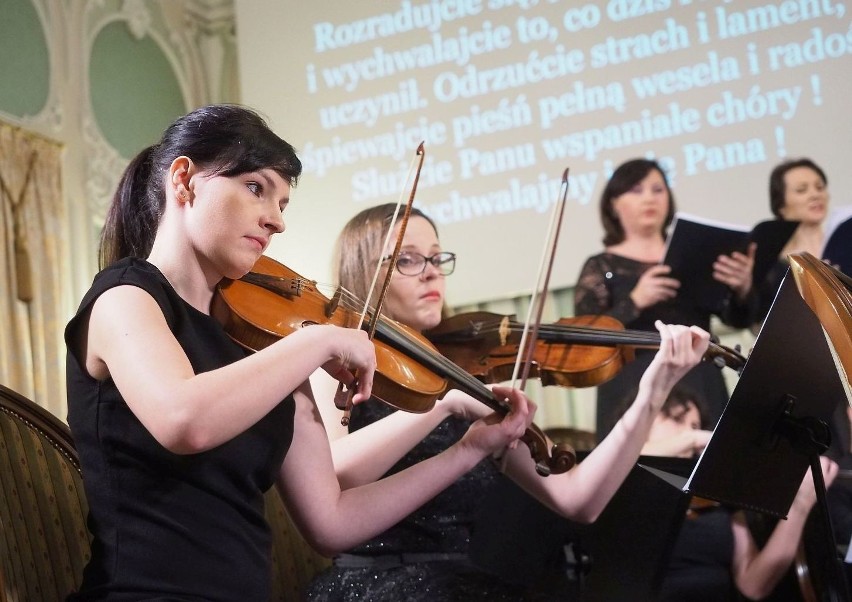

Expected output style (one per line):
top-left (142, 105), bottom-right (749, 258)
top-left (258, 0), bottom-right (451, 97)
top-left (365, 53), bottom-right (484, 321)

top-left (787, 252), bottom-right (852, 602)
top-left (211, 255), bottom-right (576, 477)
top-left (425, 311), bottom-right (747, 389)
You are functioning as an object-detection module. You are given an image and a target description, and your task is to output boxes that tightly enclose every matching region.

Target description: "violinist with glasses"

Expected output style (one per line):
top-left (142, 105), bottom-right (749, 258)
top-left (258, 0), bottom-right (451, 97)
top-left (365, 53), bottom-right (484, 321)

top-left (307, 202), bottom-right (711, 602)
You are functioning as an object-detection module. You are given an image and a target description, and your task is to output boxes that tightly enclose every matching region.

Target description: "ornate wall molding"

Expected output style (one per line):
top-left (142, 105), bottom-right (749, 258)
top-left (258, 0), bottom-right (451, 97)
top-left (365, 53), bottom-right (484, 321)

top-left (80, 0), bottom-right (237, 222)
top-left (0, 0), bottom-right (67, 138)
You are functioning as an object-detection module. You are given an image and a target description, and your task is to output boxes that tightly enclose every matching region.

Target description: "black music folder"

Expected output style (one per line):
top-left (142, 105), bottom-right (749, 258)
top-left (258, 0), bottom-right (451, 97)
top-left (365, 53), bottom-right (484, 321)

top-left (663, 213), bottom-right (798, 314)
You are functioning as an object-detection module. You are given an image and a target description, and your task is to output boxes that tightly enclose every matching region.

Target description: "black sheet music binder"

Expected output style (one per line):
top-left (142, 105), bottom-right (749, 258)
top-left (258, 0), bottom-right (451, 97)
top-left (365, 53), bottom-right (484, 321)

top-left (662, 213), bottom-right (798, 315)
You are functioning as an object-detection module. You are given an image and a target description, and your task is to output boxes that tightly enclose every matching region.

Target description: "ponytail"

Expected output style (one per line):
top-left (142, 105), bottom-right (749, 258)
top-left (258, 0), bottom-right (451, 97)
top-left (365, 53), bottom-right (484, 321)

top-left (98, 146), bottom-right (161, 268)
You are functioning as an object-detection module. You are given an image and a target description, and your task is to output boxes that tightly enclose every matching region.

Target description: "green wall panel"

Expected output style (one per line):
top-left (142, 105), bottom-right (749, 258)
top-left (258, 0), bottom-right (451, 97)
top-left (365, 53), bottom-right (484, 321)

top-left (90, 21), bottom-right (185, 158)
top-left (0, 0), bottom-right (50, 116)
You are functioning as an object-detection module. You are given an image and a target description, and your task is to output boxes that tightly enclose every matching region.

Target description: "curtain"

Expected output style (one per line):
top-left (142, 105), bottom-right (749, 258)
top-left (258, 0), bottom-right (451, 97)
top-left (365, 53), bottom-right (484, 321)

top-left (0, 119), bottom-right (68, 419)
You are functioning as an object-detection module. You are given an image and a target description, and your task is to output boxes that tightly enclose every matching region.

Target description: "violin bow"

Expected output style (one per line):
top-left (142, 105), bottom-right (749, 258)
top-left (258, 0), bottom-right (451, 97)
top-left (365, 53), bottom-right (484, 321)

top-left (336, 142), bottom-right (427, 424)
top-left (510, 168), bottom-right (571, 391)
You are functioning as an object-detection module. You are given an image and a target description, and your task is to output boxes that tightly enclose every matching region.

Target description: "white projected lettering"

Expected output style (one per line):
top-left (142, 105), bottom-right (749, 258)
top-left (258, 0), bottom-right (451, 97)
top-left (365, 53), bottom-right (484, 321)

top-left (239, 0), bottom-right (852, 305)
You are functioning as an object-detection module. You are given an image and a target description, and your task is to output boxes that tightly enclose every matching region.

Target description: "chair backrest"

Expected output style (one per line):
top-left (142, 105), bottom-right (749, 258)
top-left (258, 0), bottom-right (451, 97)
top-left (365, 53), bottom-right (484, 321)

top-left (0, 384), bottom-right (91, 601)
top-left (0, 383), bottom-right (331, 602)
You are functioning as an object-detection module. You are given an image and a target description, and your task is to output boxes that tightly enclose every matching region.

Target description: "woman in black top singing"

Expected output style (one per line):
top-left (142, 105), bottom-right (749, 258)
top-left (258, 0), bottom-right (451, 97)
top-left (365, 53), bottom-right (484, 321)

top-left (307, 203), bottom-right (712, 601)
top-left (574, 158), bottom-right (755, 440)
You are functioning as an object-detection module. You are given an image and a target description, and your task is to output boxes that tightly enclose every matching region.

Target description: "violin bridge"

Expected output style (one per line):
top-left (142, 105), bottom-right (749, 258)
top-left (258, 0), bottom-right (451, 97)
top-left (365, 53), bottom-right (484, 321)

top-left (498, 316), bottom-right (510, 347)
top-left (326, 288), bottom-right (342, 318)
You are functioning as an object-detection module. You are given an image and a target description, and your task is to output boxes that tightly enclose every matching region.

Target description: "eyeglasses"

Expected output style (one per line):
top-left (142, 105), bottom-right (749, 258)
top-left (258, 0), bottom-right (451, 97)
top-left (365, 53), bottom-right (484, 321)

top-left (382, 251), bottom-right (457, 276)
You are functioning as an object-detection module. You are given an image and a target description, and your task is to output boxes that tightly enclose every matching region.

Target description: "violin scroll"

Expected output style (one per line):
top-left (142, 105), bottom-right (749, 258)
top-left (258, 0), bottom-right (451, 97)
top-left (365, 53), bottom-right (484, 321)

top-left (520, 424), bottom-right (577, 476)
top-left (705, 338), bottom-right (746, 374)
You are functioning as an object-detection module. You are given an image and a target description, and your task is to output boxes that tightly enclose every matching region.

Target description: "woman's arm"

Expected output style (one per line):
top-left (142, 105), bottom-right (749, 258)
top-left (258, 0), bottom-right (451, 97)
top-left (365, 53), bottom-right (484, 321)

top-left (730, 456), bottom-right (838, 600)
top-left (86, 285), bottom-right (376, 454)
top-left (641, 428), bottom-right (713, 458)
top-left (714, 242), bottom-right (758, 328)
top-left (713, 243), bottom-right (756, 303)
top-left (574, 256), bottom-right (642, 323)
top-left (574, 256), bottom-right (678, 324)
top-left (276, 381), bottom-right (533, 556)
top-left (500, 322), bottom-right (711, 523)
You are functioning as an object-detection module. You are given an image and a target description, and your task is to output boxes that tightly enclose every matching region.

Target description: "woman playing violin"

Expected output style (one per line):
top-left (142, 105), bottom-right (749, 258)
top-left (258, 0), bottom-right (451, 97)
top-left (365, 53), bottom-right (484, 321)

top-left (307, 202), bottom-right (712, 601)
top-left (575, 158), bottom-right (757, 441)
top-left (628, 386), bottom-right (839, 601)
top-left (63, 105), bottom-right (538, 601)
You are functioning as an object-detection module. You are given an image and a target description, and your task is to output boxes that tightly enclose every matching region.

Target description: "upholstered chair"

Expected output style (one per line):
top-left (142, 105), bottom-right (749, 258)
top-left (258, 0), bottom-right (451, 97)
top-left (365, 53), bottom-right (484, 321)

top-left (0, 384), bottom-right (90, 601)
top-left (0, 383), bottom-right (330, 602)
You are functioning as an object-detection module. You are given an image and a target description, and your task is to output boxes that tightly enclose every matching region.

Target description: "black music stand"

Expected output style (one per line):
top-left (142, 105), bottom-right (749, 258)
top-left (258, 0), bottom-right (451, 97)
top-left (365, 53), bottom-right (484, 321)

top-left (576, 459), bottom-right (693, 601)
top-left (685, 273), bottom-right (851, 601)
top-left (469, 456), bottom-right (693, 602)
top-left (473, 271), bottom-right (850, 600)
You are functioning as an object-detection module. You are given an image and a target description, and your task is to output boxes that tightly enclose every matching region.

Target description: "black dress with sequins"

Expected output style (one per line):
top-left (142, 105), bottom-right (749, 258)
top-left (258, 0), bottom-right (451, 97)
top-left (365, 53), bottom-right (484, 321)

top-left (305, 400), bottom-right (575, 601)
top-left (574, 252), bottom-right (753, 440)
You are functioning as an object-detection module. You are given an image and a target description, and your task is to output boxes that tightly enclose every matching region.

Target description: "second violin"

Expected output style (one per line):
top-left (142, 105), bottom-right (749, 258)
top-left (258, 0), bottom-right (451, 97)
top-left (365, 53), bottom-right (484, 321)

top-left (425, 311), bottom-right (747, 388)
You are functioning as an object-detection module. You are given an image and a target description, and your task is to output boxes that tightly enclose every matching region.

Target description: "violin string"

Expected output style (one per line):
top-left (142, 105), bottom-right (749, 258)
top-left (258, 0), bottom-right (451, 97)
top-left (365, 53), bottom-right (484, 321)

top-left (436, 318), bottom-right (737, 363)
top-left (448, 318), bottom-right (663, 343)
top-left (327, 286), bottom-right (737, 374)
top-left (445, 317), bottom-right (729, 346)
top-left (376, 318), bottom-right (498, 396)
top-left (297, 284), bottom-right (734, 363)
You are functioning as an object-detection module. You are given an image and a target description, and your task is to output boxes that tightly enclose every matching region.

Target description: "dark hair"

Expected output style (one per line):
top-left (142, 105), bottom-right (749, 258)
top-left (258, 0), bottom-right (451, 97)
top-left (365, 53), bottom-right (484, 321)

top-left (768, 158), bottom-right (827, 219)
top-left (99, 104), bottom-right (302, 268)
top-left (658, 385), bottom-right (709, 429)
top-left (604, 383), bottom-right (708, 438)
top-left (600, 158), bottom-right (675, 246)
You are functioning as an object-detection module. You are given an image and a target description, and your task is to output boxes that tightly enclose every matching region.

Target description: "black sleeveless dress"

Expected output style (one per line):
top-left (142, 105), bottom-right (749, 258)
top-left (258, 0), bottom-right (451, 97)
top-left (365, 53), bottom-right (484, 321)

top-left (65, 258), bottom-right (295, 601)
